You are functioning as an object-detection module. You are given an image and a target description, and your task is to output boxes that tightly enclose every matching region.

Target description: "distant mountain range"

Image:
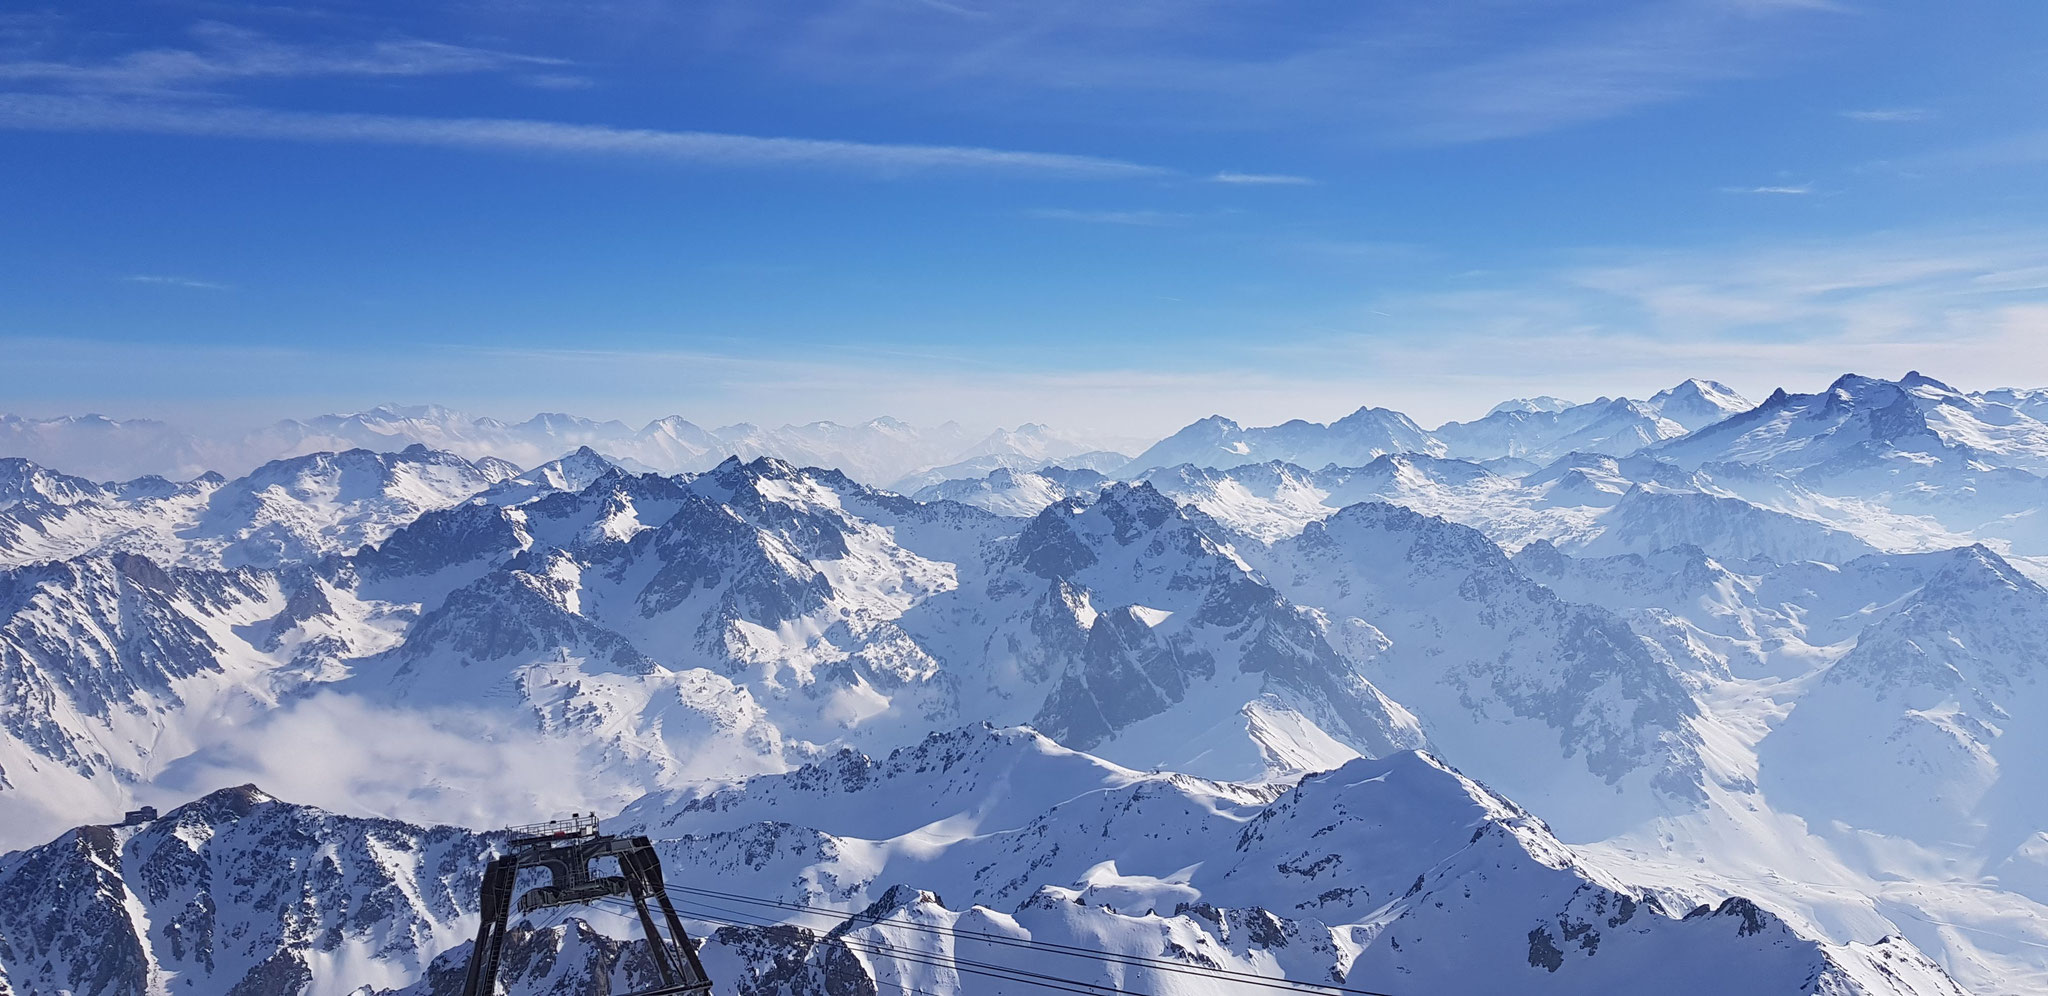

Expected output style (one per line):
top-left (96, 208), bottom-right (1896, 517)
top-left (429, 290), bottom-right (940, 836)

top-left (0, 407), bottom-right (1136, 488)
top-left (4, 371), bottom-right (2048, 995)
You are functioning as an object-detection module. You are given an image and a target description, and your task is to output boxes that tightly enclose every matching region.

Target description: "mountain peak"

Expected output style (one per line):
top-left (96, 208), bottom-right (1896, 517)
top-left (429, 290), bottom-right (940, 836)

top-left (181, 783), bottom-right (279, 821)
top-left (1487, 395), bottom-right (1575, 416)
top-left (1644, 378), bottom-right (1751, 431)
top-left (1899, 370), bottom-right (1960, 395)
top-left (1825, 372), bottom-right (1891, 396)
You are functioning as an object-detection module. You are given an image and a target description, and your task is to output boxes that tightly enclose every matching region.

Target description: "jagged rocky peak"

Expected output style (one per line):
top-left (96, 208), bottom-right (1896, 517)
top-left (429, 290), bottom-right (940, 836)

top-left (1299, 499), bottom-right (1507, 571)
top-left (533, 444), bottom-right (619, 484)
top-left (1820, 372), bottom-right (1921, 417)
top-left (1644, 371), bottom-right (2015, 476)
top-left (10, 377), bottom-right (2048, 993)
top-left (1012, 481), bottom-right (1215, 580)
top-left (0, 456), bottom-right (109, 507)
top-left (1261, 498), bottom-right (1710, 811)
top-left (689, 453), bottom-right (809, 503)
top-left (0, 782), bottom-right (493, 996)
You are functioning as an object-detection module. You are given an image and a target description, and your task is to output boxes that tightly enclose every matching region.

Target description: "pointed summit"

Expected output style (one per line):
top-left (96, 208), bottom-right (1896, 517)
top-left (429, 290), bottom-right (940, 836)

top-left (1125, 408), bottom-right (1442, 474)
top-left (1645, 378), bottom-right (1751, 432)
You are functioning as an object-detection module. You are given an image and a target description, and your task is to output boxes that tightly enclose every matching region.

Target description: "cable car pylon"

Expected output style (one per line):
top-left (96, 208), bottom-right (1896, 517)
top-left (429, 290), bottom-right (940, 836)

top-left (460, 814), bottom-right (714, 996)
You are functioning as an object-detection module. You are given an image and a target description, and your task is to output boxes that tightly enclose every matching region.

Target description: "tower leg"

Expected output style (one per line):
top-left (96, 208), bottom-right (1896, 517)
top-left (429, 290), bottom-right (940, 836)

top-left (626, 841), bottom-right (715, 992)
top-left (461, 855), bottom-right (518, 996)
top-left (626, 869), bottom-right (685, 983)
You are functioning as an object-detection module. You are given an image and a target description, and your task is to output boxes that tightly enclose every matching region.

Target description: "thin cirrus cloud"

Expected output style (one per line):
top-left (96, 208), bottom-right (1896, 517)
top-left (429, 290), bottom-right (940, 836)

top-left (0, 21), bottom-right (1310, 182)
top-left (124, 274), bottom-right (231, 291)
top-left (0, 21), bottom-right (563, 94)
top-left (0, 93), bottom-right (1172, 178)
top-left (1210, 171), bottom-right (1315, 185)
top-left (710, 0), bottom-right (1841, 146)
top-left (1027, 208), bottom-right (1192, 225)
top-left (1722, 184), bottom-right (1811, 195)
top-left (1841, 108), bottom-right (1932, 123)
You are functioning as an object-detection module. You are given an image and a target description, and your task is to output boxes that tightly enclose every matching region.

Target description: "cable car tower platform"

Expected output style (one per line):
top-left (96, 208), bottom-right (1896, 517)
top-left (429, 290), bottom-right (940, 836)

top-left (459, 814), bottom-right (714, 996)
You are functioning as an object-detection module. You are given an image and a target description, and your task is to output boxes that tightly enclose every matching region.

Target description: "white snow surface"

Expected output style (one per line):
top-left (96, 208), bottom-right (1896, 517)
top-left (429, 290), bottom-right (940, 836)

top-left (5, 372), bottom-right (2048, 995)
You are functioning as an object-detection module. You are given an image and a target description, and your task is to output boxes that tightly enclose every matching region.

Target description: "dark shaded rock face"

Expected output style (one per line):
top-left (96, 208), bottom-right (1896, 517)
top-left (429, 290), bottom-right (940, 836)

top-left (0, 786), bottom-right (488, 996)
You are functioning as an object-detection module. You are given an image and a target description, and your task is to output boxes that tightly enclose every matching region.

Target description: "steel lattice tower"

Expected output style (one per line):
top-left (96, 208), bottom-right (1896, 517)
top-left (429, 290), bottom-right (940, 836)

top-left (460, 815), bottom-right (715, 996)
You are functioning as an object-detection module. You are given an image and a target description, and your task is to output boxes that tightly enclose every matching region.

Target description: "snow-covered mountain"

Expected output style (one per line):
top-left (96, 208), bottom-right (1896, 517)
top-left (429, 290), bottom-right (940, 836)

top-left (0, 405), bottom-right (1130, 487)
top-left (1647, 378), bottom-right (1753, 432)
top-left (1436, 395), bottom-right (1687, 464)
top-left (10, 372), bottom-right (2048, 995)
top-left (0, 729), bottom-right (1968, 996)
top-left (1656, 372), bottom-right (2048, 476)
top-left (891, 447), bottom-right (1129, 494)
top-left (1122, 407), bottom-right (1445, 474)
top-left (923, 452), bottom-right (1896, 571)
top-left (1490, 395), bottom-right (1577, 415)
top-left (1403, 380), bottom-right (1750, 467)
top-left (0, 414), bottom-right (216, 481)
top-left (909, 465), bottom-right (1110, 517)
top-left (0, 458), bottom-right (109, 508)
top-left (1760, 544), bottom-right (2048, 848)
top-left (0, 445), bottom-right (520, 570)
top-left (1249, 501), bottom-right (1709, 828)
top-left (1648, 372), bottom-right (2048, 556)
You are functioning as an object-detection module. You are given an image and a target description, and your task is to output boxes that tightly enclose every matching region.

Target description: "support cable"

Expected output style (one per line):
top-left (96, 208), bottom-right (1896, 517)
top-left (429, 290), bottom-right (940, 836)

top-left (653, 878), bottom-right (1399, 996)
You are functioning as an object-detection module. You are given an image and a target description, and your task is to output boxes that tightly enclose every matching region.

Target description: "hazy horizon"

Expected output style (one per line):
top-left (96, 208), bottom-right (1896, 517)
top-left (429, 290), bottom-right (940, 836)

top-left (0, 367), bottom-right (2011, 442)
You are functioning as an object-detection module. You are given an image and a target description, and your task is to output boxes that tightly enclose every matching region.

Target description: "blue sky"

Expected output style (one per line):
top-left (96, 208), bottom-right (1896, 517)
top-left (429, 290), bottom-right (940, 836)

top-left (3, 0), bottom-right (2046, 434)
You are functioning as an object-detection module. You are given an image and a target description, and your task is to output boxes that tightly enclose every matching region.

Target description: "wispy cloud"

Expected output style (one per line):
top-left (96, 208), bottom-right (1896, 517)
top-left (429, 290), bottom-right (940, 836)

top-left (678, 0), bottom-right (1843, 145)
top-left (1842, 107), bottom-right (1931, 123)
top-left (1722, 184), bottom-right (1811, 195)
top-left (1320, 229), bottom-right (2048, 416)
top-left (1210, 171), bottom-right (1314, 185)
top-left (1028, 207), bottom-right (1190, 225)
top-left (19, 230), bottom-right (2048, 439)
top-left (523, 72), bottom-right (597, 91)
top-left (124, 274), bottom-right (231, 290)
top-left (1901, 129), bottom-right (2048, 171)
top-left (1387, 1), bottom-right (1831, 144)
top-left (0, 93), bottom-right (1169, 177)
top-left (0, 21), bottom-right (563, 95)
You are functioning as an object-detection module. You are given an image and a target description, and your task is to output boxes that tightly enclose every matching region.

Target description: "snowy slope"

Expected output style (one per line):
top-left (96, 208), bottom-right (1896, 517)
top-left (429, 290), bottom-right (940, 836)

top-left (1490, 395), bottom-right (1577, 415)
top-left (1122, 407), bottom-right (1446, 474)
top-left (909, 466), bottom-right (1109, 516)
top-left (927, 452), bottom-right (1889, 568)
top-left (0, 732), bottom-right (1968, 996)
top-left (9, 373), bottom-right (2048, 994)
top-left (2, 405), bottom-right (1129, 487)
top-left (1760, 545), bottom-right (2048, 848)
top-left (0, 447), bottom-right (519, 570)
top-left (1436, 395), bottom-right (1688, 463)
top-left (1647, 378), bottom-right (1753, 432)
top-left (1569, 486), bottom-right (1883, 566)
top-left (1248, 502), bottom-right (1709, 833)
top-left (1650, 373), bottom-right (2048, 556)
top-left (1430, 380), bottom-right (1749, 464)
top-left (0, 458), bottom-right (110, 508)
top-left (319, 464), bottom-right (1424, 786)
